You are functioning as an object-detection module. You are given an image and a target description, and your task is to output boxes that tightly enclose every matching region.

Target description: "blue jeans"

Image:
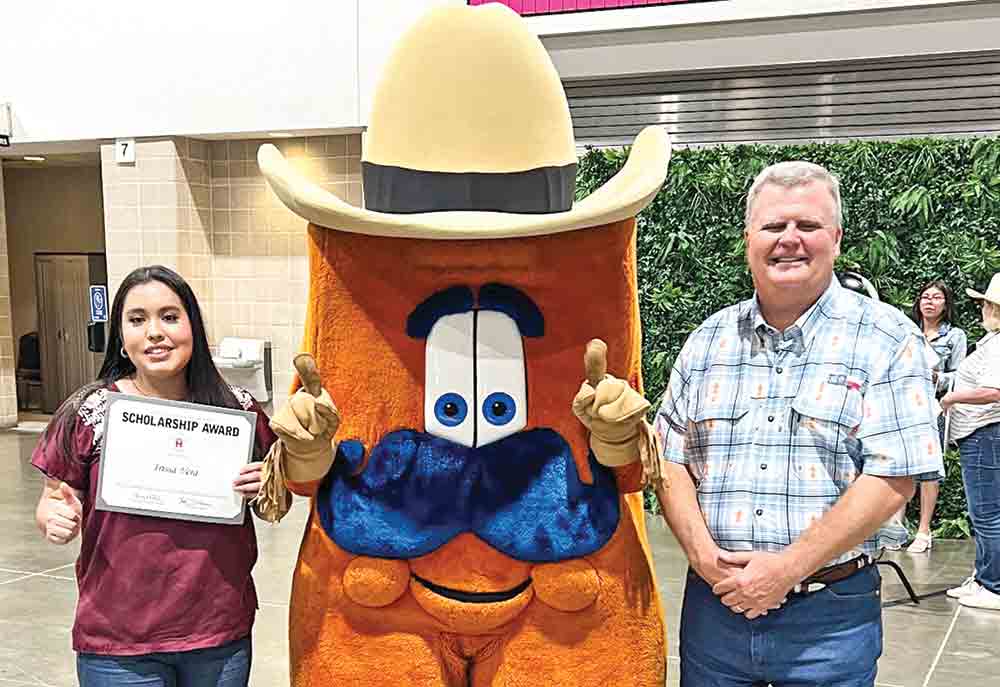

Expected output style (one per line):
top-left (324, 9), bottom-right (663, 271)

top-left (958, 422), bottom-right (1000, 594)
top-left (77, 637), bottom-right (251, 687)
top-left (680, 567), bottom-right (882, 687)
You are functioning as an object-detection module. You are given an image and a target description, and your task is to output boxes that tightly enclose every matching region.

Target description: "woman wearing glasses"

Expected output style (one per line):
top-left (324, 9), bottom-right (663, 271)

top-left (905, 281), bottom-right (967, 553)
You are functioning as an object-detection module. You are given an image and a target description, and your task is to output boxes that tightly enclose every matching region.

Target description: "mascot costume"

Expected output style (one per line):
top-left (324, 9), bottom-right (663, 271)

top-left (256, 4), bottom-right (672, 685)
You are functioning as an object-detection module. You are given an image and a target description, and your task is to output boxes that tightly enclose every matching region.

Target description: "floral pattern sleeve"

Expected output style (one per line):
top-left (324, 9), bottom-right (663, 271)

top-left (30, 388), bottom-right (108, 491)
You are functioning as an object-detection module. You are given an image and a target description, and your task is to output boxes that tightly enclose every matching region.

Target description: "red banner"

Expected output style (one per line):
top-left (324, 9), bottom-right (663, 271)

top-left (468, 0), bottom-right (712, 15)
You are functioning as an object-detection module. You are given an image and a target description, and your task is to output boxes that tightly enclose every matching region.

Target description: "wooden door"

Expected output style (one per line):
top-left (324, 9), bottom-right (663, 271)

top-left (35, 256), bottom-right (63, 412)
top-left (61, 258), bottom-right (95, 397)
top-left (35, 255), bottom-right (98, 412)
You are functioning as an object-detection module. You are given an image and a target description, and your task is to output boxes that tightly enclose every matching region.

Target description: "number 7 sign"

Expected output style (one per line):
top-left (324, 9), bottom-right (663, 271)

top-left (115, 138), bottom-right (136, 164)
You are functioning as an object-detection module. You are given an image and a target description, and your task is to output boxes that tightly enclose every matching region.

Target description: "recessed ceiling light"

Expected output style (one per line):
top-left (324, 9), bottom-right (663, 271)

top-left (23, 156), bottom-right (45, 161)
top-left (267, 132), bottom-right (293, 138)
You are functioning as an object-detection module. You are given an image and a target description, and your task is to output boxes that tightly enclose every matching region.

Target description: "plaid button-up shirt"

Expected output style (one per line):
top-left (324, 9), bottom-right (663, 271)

top-left (654, 279), bottom-right (943, 565)
top-left (927, 321), bottom-right (968, 395)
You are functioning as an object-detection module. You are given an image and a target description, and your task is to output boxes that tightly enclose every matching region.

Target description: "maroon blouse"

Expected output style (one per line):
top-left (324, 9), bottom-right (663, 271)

top-left (31, 384), bottom-right (277, 655)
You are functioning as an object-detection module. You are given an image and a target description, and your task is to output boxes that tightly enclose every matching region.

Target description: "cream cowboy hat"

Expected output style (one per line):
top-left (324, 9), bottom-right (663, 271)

top-left (257, 3), bottom-right (670, 240)
top-left (967, 273), bottom-right (1000, 307)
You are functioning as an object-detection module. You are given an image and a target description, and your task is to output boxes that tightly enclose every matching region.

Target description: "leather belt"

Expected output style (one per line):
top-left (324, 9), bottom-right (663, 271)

top-left (791, 554), bottom-right (873, 595)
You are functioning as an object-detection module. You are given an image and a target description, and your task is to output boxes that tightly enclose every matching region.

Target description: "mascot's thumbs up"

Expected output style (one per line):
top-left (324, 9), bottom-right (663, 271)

top-left (572, 339), bottom-right (650, 467)
top-left (254, 354), bottom-right (341, 523)
top-left (572, 339), bottom-right (668, 498)
top-left (270, 354), bottom-right (341, 482)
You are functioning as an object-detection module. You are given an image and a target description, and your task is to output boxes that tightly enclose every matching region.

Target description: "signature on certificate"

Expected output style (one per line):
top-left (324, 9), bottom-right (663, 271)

top-left (132, 491), bottom-right (164, 506)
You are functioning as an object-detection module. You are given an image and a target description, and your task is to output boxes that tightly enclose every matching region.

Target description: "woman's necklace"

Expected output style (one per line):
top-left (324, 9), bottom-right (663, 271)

top-left (130, 375), bottom-right (151, 397)
top-left (131, 375), bottom-right (183, 401)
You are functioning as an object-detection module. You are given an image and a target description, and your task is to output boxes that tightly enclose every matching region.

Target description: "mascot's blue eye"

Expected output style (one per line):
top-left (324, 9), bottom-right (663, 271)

top-left (434, 393), bottom-right (468, 427)
top-left (483, 392), bottom-right (516, 426)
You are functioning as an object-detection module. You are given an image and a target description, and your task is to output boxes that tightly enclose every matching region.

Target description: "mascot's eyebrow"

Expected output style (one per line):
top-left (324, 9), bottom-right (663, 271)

top-left (477, 283), bottom-right (544, 336)
top-left (406, 286), bottom-right (475, 337)
top-left (407, 284), bottom-right (544, 338)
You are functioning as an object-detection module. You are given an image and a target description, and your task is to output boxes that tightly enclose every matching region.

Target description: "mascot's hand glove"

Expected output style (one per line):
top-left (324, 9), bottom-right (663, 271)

top-left (572, 340), bottom-right (651, 467)
top-left (269, 354), bottom-right (341, 483)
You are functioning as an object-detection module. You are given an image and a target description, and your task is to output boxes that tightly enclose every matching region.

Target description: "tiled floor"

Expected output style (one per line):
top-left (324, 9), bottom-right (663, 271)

top-left (2, 427), bottom-right (997, 686)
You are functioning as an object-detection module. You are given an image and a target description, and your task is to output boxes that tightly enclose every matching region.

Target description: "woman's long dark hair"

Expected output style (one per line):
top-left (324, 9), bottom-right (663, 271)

top-left (45, 265), bottom-right (240, 460)
top-left (911, 280), bottom-right (956, 329)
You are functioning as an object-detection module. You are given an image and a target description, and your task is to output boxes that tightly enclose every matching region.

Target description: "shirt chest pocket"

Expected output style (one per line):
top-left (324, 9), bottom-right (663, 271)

top-left (686, 376), bottom-right (752, 483)
top-left (790, 375), bottom-right (865, 483)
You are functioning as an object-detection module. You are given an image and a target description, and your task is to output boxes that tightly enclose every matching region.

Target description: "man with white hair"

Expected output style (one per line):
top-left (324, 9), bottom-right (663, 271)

top-left (655, 161), bottom-right (943, 686)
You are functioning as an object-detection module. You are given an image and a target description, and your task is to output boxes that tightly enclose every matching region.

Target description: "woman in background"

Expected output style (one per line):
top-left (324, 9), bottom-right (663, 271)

top-left (905, 280), bottom-right (967, 553)
top-left (941, 274), bottom-right (1000, 609)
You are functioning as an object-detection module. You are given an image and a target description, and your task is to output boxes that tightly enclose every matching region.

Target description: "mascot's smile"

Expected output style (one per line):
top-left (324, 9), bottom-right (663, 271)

top-left (411, 574), bottom-right (532, 603)
top-left (407, 538), bottom-right (538, 633)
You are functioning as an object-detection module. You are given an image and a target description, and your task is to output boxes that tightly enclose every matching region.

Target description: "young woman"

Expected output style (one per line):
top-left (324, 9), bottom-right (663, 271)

top-left (905, 280), bottom-right (967, 553)
top-left (941, 275), bottom-right (1000, 610)
top-left (33, 265), bottom-right (277, 686)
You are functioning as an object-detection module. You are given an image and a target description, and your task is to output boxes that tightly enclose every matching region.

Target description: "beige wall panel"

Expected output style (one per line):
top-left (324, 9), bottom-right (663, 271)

top-left (2, 166), bottom-right (106, 348)
top-left (0, 165), bottom-right (26, 425)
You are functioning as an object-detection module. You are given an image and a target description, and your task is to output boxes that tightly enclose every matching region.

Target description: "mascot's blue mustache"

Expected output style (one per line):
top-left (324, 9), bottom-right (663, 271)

top-left (316, 428), bottom-right (620, 563)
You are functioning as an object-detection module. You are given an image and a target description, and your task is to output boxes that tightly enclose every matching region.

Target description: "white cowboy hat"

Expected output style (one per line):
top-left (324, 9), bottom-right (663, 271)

top-left (257, 3), bottom-right (670, 240)
top-left (967, 273), bottom-right (1000, 307)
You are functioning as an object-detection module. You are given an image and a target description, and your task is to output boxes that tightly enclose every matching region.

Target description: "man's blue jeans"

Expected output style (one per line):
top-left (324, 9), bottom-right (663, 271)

top-left (680, 567), bottom-right (882, 687)
top-left (77, 637), bottom-right (251, 687)
top-left (958, 422), bottom-right (1000, 594)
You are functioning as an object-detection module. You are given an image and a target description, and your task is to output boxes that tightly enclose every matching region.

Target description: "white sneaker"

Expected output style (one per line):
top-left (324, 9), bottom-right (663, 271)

top-left (959, 587), bottom-right (1000, 610)
top-left (947, 576), bottom-right (982, 599)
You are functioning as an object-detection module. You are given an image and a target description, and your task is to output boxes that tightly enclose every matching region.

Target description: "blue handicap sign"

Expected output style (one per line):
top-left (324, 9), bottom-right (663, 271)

top-left (90, 285), bottom-right (108, 323)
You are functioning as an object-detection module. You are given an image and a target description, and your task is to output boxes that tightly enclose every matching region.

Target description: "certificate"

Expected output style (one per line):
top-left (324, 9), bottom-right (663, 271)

top-left (96, 392), bottom-right (257, 525)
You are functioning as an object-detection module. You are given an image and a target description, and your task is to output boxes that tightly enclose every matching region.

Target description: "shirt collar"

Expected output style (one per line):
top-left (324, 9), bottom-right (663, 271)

top-left (934, 321), bottom-right (952, 339)
top-left (748, 278), bottom-right (839, 352)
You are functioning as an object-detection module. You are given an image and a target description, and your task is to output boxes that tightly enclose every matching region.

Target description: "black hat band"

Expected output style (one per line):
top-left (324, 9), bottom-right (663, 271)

top-left (362, 161), bottom-right (577, 214)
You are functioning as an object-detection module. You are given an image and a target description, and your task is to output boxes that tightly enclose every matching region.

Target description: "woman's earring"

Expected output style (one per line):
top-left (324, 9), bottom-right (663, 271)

top-left (120, 347), bottom-right (128, 358)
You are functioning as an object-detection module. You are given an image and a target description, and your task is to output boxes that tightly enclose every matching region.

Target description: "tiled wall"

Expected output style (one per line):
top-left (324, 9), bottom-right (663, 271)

top-left (101, 134), bottom-right (363, 411)
top-left (208, 134), bottom-right (362, 409)
top-left (0, 164), bottom-right (17, 427)
top-left (100, 137), bottom-right (212, 300)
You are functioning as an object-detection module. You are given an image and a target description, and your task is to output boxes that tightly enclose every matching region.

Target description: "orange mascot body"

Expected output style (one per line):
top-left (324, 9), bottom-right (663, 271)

top-left (259, 5), bottom-right (671, 686)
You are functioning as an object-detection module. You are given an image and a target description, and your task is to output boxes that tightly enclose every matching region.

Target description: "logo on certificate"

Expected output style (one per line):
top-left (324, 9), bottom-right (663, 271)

top-left (168, 433), bottom-right (192, 461)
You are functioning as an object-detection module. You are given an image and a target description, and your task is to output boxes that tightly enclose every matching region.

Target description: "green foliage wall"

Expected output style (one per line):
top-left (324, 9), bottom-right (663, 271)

top-left (576, 137), bottom-right (1000, 535)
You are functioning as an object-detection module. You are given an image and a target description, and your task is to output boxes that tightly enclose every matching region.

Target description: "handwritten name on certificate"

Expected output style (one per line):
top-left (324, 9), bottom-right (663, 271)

top-left (96, 392), bottom-right (258, 525)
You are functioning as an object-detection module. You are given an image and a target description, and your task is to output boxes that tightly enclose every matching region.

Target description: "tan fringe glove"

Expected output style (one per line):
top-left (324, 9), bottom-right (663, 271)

top-left (638, 420), bottom-right (670, 512)
top-left (256, 354), bottom-right (340, 522)
top-left (252, 441), bottom-right (293, 523)
top-left (572, 340), bottom-right (651, 467)
top-left (571, 340), bottom-right (669, 498)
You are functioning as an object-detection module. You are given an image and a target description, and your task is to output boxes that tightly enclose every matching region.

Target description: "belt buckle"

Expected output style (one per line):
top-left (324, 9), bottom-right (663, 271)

top-left (792, 554), bottom-right (870, 595)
